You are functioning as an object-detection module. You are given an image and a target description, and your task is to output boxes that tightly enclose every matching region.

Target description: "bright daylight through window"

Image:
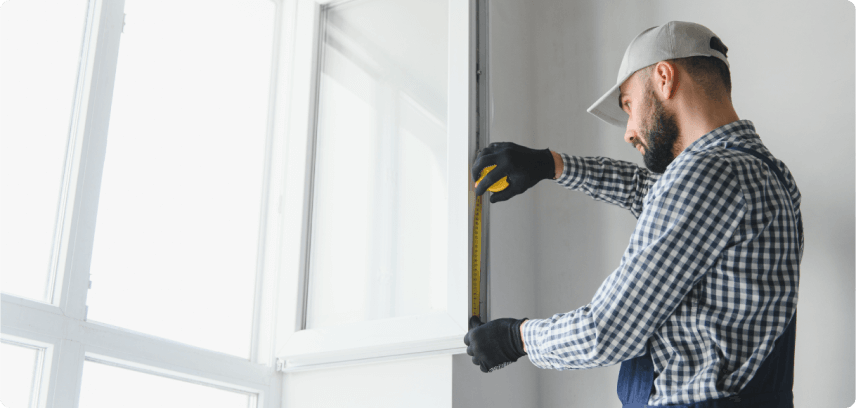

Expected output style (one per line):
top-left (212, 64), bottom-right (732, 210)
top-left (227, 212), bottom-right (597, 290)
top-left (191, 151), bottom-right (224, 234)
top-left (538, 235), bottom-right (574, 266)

top-left (2, 0), bottom-right (282, 406)
top-left (85, 0), bottom-right (275, 358)
top-left (0, 0), bottom-right (88, 303)
top-left (0, 341), bottom-right (43, 408)
top-left (306, 0), bottom-right (450, 329)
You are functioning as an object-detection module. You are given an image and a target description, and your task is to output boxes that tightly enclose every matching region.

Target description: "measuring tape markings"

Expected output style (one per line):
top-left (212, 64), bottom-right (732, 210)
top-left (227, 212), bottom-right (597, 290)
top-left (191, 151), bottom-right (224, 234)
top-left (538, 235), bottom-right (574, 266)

top-left (471, 166), bottom-right (506, 321)
top-left (472, 195), bottom-right (483, 318)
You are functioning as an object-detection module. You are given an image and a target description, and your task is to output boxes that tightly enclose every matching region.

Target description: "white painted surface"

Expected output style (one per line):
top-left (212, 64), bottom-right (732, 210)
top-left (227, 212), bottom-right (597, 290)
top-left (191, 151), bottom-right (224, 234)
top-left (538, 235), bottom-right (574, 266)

top-left (283, 355), bottom-right (452, 408)
top-left (455, 0), bottom-right (854, 407)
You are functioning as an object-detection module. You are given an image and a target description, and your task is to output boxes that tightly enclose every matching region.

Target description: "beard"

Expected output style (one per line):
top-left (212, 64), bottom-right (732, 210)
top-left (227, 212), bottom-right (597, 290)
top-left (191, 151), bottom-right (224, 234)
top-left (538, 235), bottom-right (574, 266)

top-left (640, 88), bottom-right (680, 174)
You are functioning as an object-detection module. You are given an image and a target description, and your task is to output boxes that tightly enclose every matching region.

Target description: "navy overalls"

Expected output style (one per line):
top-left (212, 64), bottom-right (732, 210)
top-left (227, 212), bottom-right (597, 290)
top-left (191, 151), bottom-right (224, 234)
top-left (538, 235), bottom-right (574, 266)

top-left (617, 145), bottom-right (799, 407)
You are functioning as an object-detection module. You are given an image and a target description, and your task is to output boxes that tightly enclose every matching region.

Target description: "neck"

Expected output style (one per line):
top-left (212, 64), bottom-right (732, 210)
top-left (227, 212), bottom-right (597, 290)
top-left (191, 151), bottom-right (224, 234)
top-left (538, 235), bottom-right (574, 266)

top-left (673, 96), bottom-right (739, 156)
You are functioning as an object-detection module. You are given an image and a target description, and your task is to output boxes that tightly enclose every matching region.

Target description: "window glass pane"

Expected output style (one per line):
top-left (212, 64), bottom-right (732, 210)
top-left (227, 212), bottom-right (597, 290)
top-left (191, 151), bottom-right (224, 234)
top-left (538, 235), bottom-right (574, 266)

top-left (79, 360), bottom-right (251, 408)
top-left (0, 0), bottom-right (88, 302)
top-left (86, 0), bottom-right (275, 358)
top-left (306, 0), bottom-right (449, 328)
top-left (0, 342), bottom-right (42, 408)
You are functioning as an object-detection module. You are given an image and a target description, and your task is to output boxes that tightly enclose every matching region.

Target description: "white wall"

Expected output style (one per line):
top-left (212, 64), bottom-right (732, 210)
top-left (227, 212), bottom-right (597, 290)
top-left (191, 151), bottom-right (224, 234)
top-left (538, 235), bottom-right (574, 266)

top-left (461, 0), bottom-right (855, 407)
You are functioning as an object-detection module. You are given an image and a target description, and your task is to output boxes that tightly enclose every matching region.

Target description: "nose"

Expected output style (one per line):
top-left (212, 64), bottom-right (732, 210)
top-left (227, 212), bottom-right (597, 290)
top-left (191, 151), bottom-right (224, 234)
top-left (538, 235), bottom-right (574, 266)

top-left (624, 126), bottom-right (636, 145)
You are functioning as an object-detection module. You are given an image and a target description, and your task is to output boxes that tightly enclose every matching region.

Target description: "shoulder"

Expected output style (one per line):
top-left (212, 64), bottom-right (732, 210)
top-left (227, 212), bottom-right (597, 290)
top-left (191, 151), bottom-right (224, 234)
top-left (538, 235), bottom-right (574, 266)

top-left (649, 149), bottom-right (745, 205)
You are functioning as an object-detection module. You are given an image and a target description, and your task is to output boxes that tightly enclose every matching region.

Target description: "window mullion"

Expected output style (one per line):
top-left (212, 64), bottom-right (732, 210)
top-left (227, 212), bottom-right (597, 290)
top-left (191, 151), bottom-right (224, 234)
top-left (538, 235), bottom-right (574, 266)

top-left (55, 0), bottom-right (125, 322)
top-left (45, 339), bottom-right (86, 408)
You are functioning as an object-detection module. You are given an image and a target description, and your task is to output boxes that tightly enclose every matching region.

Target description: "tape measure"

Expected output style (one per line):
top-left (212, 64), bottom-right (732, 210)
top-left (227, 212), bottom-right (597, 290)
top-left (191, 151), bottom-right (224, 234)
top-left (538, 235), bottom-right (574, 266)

top-left (472, 166), bottom-right (507, 320)
top-left (472, 194), bottom-right (483, 317)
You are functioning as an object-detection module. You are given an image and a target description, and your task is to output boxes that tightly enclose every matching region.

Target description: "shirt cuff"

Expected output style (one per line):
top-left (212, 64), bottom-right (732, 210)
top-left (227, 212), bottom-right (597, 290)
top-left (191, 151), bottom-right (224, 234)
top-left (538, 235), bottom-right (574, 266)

top-left (554, 153), bottom-right (585, 190)
top-left (521, 318), bottom-right (552, 369)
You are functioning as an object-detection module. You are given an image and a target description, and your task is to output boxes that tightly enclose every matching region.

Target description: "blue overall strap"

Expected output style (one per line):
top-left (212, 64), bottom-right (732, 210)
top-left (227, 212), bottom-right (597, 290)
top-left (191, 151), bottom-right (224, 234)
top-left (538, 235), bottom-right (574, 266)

top-left (617, 145), bottom-right (798, 407)
top-left (722, 143), bottom-right (791, 192)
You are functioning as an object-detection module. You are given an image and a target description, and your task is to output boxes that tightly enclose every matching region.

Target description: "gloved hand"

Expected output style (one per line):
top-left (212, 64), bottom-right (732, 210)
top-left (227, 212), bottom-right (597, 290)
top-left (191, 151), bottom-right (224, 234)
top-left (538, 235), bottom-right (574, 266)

top-left (464, 316), bottom-right (528, 373)
top-left (471, 142), bottom-right (555, 203)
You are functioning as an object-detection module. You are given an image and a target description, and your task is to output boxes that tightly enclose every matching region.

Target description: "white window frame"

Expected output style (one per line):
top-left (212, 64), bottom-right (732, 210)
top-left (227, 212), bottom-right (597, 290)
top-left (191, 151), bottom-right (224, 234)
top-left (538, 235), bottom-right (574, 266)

top-left (1, 0), bottom-right (288, 406)
top-left (275, 0), bottom-right (476, 371)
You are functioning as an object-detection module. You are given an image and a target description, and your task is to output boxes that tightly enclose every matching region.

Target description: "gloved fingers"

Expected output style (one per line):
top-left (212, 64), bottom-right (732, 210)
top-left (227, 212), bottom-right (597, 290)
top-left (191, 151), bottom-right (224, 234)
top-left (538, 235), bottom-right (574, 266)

top-left (479, 362), bottom-right (490, 373)
top-left (466, 343), bottom-right (474, 357)
top-left (479, 142), bottom-right (504, 156)
top-left (463, 330), bottom-right (471, 346)
top-left (485, 142), bottom-right (518, 153)
top-left (471, 152), bottom-right (501, 183)
top-left (474, 164), bottom-right (508, 197)
top-left (471, 356), bottom-right (480, 367)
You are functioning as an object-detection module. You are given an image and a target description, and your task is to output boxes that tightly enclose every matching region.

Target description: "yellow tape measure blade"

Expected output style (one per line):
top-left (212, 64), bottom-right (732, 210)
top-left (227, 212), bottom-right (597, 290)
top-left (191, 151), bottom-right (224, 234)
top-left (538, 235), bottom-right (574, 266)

top-left (472, 195), bottom-right (482, 317)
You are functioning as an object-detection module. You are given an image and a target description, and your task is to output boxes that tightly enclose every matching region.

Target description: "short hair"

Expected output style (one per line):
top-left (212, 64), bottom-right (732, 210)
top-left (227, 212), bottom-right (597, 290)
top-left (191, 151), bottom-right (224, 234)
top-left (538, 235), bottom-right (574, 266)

top-left (641, 37), bottom-right (732, 101)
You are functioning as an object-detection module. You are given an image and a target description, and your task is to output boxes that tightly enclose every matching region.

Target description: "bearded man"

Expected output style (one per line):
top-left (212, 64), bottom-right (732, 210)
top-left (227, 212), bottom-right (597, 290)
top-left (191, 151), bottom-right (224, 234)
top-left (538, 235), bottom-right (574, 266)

top-left (465, 21), bottom-right (804, 407)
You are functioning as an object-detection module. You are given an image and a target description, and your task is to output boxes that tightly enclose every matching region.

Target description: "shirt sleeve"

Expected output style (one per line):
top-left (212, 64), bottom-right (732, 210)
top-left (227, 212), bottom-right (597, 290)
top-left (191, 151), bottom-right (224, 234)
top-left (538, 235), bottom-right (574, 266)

top-left (555, 153), bottom-right (661, 218)
top-left (524, 152), bottom-right (746, 370)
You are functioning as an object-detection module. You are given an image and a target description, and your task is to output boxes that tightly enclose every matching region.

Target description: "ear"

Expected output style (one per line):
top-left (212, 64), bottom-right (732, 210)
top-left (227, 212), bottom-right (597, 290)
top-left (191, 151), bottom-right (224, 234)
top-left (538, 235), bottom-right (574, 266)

top-left (652, 61), bottom-right (678, 100)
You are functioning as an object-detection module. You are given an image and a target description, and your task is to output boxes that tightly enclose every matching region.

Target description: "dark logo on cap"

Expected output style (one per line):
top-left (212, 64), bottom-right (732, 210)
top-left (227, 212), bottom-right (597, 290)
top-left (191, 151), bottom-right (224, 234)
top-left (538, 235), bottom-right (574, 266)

top-left (710, 36), bottom-right (728, 57)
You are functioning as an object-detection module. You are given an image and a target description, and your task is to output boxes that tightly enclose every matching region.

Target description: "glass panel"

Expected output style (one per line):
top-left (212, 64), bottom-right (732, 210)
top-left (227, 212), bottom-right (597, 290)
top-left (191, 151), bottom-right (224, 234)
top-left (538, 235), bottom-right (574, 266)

top-left (86, 0), bottom-right (275, 358)
top-left (79, 360), bottom-right (251, 408)
top-left (0, 342), bottom-right (42, 408)
top-left (0, 0), bottom-right (88, 302)
top-left (306, 0), bottom-right (449, 329)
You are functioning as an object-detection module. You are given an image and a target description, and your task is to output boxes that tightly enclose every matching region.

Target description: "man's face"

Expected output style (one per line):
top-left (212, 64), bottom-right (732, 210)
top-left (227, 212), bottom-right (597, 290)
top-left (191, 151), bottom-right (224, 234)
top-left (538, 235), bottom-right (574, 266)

top-left (619, 72), bottom-right (681, 174)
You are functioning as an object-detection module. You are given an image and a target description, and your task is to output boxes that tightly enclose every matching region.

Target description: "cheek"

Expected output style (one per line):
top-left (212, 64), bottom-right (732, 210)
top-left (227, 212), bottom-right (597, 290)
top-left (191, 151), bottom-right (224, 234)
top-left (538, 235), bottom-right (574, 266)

top-left (634, 116), bottom-right (651, 145)
top-left (631, 113), bottom-right (646, 135)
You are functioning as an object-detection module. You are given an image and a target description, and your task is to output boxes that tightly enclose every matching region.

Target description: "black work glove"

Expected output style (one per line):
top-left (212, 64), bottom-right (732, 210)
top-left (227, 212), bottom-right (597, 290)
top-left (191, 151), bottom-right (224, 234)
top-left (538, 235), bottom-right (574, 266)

top-left (471, 142), bottom-right (555, 203)
top-left (464, 316), bottom-right (528, 373)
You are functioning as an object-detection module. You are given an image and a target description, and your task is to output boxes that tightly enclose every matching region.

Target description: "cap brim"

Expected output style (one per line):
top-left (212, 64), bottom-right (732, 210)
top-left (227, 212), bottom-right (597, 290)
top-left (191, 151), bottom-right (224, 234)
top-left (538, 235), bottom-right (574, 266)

top-left (587, 77), bottom-right (629, 128)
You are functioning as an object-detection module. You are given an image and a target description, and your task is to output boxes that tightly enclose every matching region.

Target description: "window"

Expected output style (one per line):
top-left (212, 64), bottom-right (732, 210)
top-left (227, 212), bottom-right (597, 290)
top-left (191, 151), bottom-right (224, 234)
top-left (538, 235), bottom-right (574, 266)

top-left (0, 336), bottom-right (50, 408)
top-left (1, 0), bottom-right (284, 406)
top-left (276, 0), bottom-right (474, 370)
top-left (306, 0), bottom-right (450, 329)
top-left (0, 0), bottom-right (89, 304)
top-left (86, 0), bottom-right (274, 359)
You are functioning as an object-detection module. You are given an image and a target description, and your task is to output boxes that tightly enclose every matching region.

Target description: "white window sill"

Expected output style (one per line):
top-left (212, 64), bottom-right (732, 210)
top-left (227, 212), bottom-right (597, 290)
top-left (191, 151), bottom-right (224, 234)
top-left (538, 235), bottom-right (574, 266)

top-left (277, 311), bottom-right (467, 372)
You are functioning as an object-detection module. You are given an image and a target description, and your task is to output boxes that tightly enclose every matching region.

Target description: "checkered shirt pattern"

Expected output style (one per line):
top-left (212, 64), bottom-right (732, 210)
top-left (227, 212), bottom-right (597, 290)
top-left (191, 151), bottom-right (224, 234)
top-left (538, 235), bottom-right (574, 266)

top-left (521, 120), bottom-right (803, 406)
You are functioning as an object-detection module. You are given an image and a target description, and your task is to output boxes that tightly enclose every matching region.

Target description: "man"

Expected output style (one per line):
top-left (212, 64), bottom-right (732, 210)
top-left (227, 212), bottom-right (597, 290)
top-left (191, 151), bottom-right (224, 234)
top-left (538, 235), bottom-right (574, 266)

top-left (465, 21), bottom-right (804, 407)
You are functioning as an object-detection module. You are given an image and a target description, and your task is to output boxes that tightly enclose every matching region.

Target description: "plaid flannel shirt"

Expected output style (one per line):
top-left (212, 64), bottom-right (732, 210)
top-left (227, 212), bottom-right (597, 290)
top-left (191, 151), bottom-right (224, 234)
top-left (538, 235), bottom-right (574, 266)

top-left (521, 120), bottom-right (803, 406)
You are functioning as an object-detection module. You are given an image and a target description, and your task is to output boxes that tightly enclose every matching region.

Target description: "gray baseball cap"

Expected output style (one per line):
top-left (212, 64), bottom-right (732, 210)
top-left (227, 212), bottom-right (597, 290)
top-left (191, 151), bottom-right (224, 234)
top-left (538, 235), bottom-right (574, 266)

top-left (587, 21), bottom-right (729, 128)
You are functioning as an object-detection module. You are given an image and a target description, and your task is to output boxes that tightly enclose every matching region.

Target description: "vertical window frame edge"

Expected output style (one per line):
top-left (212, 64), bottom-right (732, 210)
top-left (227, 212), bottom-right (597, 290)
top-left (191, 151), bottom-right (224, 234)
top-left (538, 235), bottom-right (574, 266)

top-left (44, 0), bottom-right (98, 307)
top-left (250, 0), bottom-right (288, 370)
top-left (54, 0), bottom-right (124, 321)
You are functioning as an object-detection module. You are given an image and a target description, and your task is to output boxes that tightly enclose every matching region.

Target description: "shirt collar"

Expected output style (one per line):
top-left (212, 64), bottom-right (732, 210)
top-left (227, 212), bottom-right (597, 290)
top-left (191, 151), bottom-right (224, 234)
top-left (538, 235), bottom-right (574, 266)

top-left (685, 119), bottom-right (758, 153)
